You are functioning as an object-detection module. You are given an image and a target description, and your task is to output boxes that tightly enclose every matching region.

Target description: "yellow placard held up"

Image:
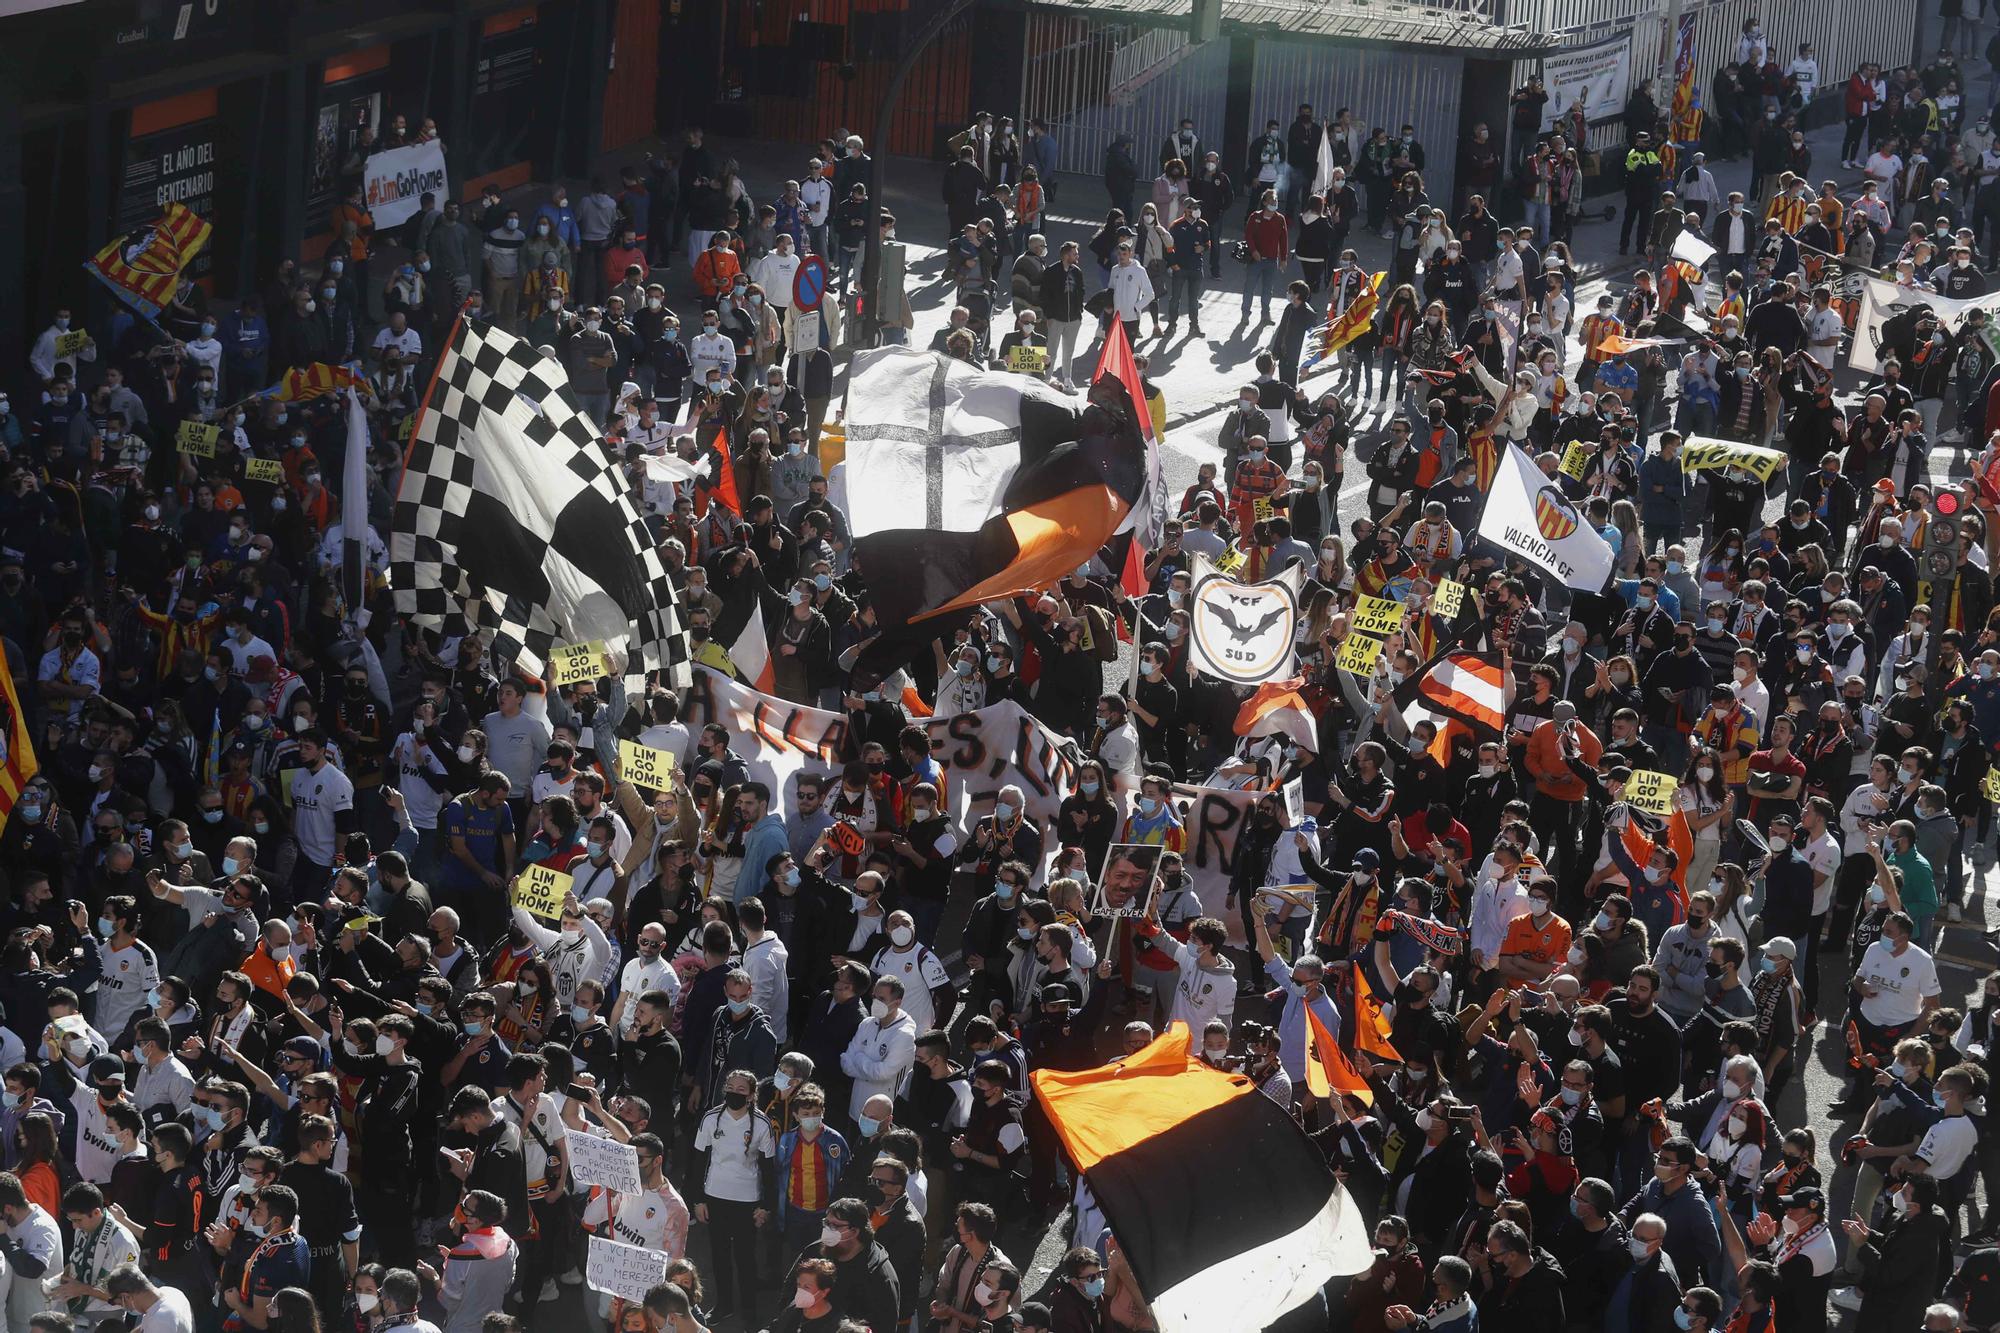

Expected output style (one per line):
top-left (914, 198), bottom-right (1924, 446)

top-left (1983, 768), bottom-right (2000, 806)
top-left (243, 457), bottom-right (285, 484)
top-left (619, 740), bottom-right (675, 793)
top-left (1433, 578), bottom-right (1466, 619)
top-left (53, 330), bottom-right (90, 360)
top-left (547, 641), bottom-right (609, 688)
top-left (1006, 344), bottom-right (1048, 375)
top-left (1679, 437), bottom-right (1786, 483)
top-left (1350, 594), bottom-right (1405, 638)
top-left (1252, 495), bottom-right (1275, 523)
top-left (514, 864), bottom-right (571, 925)
top-left (176, 421), bottom-right (220, 457)
top-left (1336, 632), bottom-right (1385, 676)
top-left (1626, 770), bottom-right (1679, 816)
top-left (1214, 546), bottom-right (1247, 575)
top-left (1559, 441), bottom-right (1591, 480)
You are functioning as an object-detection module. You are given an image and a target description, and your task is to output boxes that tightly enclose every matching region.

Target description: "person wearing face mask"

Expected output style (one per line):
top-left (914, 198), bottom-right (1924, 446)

top-left (838, 977), bottom-right (919, 1132)
top-left (687, 1064), bottom-right (775, 1325)
top-left (323, 1009), bottom-right (421, 1265)
top-left (1834, 1172), bottom-right (1950, 1327)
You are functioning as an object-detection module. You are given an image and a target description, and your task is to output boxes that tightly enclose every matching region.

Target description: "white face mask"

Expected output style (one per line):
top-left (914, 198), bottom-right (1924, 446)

top-left (889, 925), bottom-right (914, 947)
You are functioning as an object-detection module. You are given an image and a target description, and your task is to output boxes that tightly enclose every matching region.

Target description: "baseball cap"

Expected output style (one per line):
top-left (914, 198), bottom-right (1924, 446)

top-left (1763, 936), bottom-right (1798, 961)
top-left (1779, 1185), bottom-right (1827, 1212)
top-left (89, 1055), bottom-right (125, 1085)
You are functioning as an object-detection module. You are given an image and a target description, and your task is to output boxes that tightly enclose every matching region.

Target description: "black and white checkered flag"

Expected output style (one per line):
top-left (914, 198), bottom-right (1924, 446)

top-left (390, 317), bottom-right (690, 691)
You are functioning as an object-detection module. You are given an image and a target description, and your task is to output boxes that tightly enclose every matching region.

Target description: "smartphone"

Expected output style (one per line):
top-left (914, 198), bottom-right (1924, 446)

top-left (567, 1082), bottom-right (593, 1100)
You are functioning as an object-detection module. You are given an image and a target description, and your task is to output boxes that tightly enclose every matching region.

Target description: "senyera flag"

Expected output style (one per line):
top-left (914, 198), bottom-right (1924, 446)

top-left (1300, 271), bottom-right (1382, 372)
top-left (82, 201), bottom-right (211, 321)
top-left (0, 658), bottom-right (40, 832)
top-left (846, 347), bottom-right (1146, 681)
top-left (1032, 1025), bottom-right (1372, 1331)
top-left (255, 361), bottom-right (367, 403)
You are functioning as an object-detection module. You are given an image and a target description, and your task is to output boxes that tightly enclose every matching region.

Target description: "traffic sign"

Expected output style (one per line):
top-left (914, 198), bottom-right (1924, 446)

top-left (794, 255), bottom-right (829, 313)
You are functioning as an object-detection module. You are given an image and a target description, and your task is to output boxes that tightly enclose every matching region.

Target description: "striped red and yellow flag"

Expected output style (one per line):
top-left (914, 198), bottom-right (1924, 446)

top-left (0, 662), bottom-right (41, 831)
top-left (1300, 272), bottom-right (1383, 371)
top-left (257, 361), bottom-right (367, 403)
top-left (82, 202), bottom-right (211, 319)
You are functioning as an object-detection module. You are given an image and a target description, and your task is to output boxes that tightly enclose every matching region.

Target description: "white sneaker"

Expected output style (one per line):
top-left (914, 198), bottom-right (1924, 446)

top-left (539, 1279), bottom-right (561, 1303)
top-left (1830, 1286), bottom-right (1863, 1313)
top-left (559, 1267), bottom-right (584, 1286)
top-left (1949, 903), bottom-right (1965, 923)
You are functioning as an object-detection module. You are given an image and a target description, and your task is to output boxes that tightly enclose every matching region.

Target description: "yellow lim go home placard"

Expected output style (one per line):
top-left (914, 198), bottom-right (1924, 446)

top-left (1336, 632), bottom-right (1384, 676)
top-left (1349, 594), bottom-right (1405, 638)
top-left (514, 864), bottom-right (571, 925)
top-left (547, 641), bottom-right (609, 687)
top-left (1626, 770), bottom-right (1679, 816)
top-left (618, 739), bottom-right (675, 793)
top-left (176, 421), bottom-right (220, 456)
top-left (1432, 578), bottom-right (1465, 618)
top-left (243, 457), bottom-right (285, 484)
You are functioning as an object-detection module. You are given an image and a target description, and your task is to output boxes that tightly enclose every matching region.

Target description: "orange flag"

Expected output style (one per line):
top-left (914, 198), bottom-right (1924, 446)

top-left (1350, 966), bottom-right (1401, 1063)
top-left (1304, 1004), bottom-right (1374, 1106)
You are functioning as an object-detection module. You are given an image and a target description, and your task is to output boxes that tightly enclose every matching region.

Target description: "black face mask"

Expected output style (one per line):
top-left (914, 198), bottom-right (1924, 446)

top-left (722, 1089), bottom-right (749, 1110)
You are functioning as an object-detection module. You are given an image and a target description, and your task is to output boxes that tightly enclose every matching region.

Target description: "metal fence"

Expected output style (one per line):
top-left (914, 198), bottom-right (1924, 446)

top-left (1020, 11), bottom-right (1234, 181)
top-left (1249, 37), bottom-right (1468, 205)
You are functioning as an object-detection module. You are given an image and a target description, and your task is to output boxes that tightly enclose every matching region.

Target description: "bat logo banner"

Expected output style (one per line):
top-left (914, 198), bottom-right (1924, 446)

top-left (1187, 558), bottom-right (1304, 684)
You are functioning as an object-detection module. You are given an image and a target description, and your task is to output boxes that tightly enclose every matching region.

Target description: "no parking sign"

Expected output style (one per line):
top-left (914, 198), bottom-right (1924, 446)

top-left (793, 255), bottom-right (829, 312)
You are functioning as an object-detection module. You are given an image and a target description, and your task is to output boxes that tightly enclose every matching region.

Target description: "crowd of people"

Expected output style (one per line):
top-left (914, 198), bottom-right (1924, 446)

top-left (5, 10), bottom-right (2000, 1333)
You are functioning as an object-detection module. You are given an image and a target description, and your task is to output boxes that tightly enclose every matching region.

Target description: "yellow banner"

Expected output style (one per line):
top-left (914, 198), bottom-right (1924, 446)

top-left (514, 863), bottom-right (571, 924)
top-left (176, 421), bottom-right (219, 457)
top-left (1336, 632), bottom-right (1384, 676)
top-left (547, 641), bottom-right (609, 687)
top-left (1559, 441), bottom-right (1591, 480)
top-left (53, 330), bottom-right (90, 359)
top-left (1432, 578), bottom-right (1466, 619)
top-left (243, 457), bottom-right (285, 484)
top-left (1252, 496), bottom-right (1275, 523)
top-left (1626, 770), bottom-right (1679, 816)
top-left (1679, 437), bottom-right (1785, 483)
top-left (1349, 594), bottom-right (1405, 638)
top-left (619, 740), bottom-right (675, 793)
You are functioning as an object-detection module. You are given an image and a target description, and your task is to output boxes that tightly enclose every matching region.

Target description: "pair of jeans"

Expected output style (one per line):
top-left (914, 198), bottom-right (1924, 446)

top-left (1521, 199), bottom-right (1549, 246)
top-left (1168, 269), bottom-right (1204, 324)
top-left (1242, 258), bottom-right (1277, 314)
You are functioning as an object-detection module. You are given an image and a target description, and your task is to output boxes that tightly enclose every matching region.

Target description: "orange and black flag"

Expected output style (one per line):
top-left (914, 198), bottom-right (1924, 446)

top-left (0, 662), bottom-right (40, 831)
top-left (1032, 1024), bottom-right (1372, 1332)
top-left (1304, 1005), bottom-right (1374, 1107)
top-left (83, 201), bottom-right (211, 320)
top-left (846, 346), bottom-right (1145, 683)
top-left (1350, 964), bottom-right (1402, 1063)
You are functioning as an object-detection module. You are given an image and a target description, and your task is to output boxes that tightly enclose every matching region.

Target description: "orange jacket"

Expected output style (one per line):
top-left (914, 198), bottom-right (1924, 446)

top-left (332, 203), bottom-right (374, 260)
top-left (241, 941), bottom-right (297, 1003)
top-left (1525, 718), bottom-right (1602, 801)
top-left (693, 248), bottom-right (742, 299)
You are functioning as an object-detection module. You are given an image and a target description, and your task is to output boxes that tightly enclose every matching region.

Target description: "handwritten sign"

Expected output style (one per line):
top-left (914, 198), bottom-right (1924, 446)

top-left (1432, 577), bottom-right (1466, 619)
top-left (243, 457), bottom-right (285, 484)
top-left (586, 1235), bottom-right (669, 1305)
top-left (1006, 344), bottom-right (1048, 375)
top-left (53, 330), bottom-right (90, 360)
top-left (1559, 440), bottom-right (1591, 480)
top-left (1349, 595), bottom-right (1405, 638)
top-left (1336, 632), bottom-right (1384, 676)
top-left (565, 1130), bottom-right (641, 1195)
top-left (1252, 495), bottom-right (1275, 524)
top-left (514, 864), bottom-right (571, 925)
top-left (1983, 768), bottom-right (2000, 806)
top-left (547, 641), bottom-right (609, 688)
top-left (618, 740), bottom-right (675, 793)
top-left (1282, 776), bottom-right (1305, 825)
top-left (1626, 770), bottom-right (1679, 816)
top-left (176, 421), bottom-right (220, 457)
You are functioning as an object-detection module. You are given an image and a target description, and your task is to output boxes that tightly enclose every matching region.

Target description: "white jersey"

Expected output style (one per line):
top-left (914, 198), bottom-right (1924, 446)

top-left (494, 1091), bottom-right (564, 1197)
top-left (290, 761), bottom-right (355, 864)
top-left (581, 1178), bottom-right (690, 1254)
top-left (96, 939), bottom-right (159, 1039)
top-left (392, 733), bottom-right (451, 830)
top-left (1855, 939), bottom-right (1941, 1026)
top-left (691, 1107), bottom-right (775, 1203)
top-left (868, 944), bottom-right (951, 1034)
top-left (74, 1095), bottom-right (124, 1185)
top-left (617, 954), bottom-right (680, 1034)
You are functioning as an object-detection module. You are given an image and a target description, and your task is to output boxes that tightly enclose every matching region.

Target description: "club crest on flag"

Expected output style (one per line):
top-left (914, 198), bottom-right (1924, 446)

top-left (1533, 485), bottom-right (1581, 541)
top-left (1187, 560), bottom-right (1303, 684)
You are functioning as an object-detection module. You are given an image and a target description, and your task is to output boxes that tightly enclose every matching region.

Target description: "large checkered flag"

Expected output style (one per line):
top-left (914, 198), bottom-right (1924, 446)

top-left (390, 317), bottom-right (690, 690)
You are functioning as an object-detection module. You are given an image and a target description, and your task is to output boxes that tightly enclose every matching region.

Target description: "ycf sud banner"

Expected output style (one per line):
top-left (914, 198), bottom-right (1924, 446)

top-left (362, 140), bottom-right (450, 230)
top-left (682, 668), bottom-right (1271, 911)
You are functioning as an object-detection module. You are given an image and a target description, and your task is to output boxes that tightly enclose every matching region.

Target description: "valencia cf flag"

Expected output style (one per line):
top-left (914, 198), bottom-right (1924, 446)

top-left (846, 347), bottom-right (1146, 681)
top-left (1033, 1025), bottom-right (1373, 1332)
top-left (83, 202), bottom-right (211, 320)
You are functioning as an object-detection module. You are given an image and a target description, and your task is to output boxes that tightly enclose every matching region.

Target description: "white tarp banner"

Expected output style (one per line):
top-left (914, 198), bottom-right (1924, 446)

top-left (1847, 275), bottom-right (2000, 374)
top-left (680, 668), bottom-right (1270, 910)
top-left (1540, 35), bottom-right (1632, 130)
top-left (361, 140), bottom-right (450, 230)
top-left (1186, 558), bottom-right (1306, 685)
